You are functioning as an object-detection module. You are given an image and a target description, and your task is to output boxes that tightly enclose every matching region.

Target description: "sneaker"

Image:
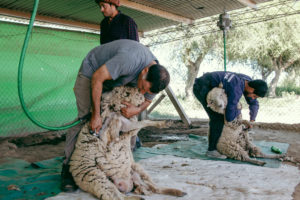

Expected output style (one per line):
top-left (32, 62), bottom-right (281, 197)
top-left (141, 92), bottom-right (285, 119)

top-left (61, 178), bottom-right (78, 192)
top-left (206, 150), bottom-right (227, 159)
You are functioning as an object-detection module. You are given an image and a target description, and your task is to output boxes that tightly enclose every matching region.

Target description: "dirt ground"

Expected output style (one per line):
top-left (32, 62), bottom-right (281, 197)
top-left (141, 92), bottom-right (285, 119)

top-left (0, 119), bottom-right (299, 199)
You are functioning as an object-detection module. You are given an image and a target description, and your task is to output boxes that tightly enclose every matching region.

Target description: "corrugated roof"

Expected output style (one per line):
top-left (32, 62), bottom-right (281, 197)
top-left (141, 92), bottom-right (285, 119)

top-left (0, 0), bottom-right (271, 32)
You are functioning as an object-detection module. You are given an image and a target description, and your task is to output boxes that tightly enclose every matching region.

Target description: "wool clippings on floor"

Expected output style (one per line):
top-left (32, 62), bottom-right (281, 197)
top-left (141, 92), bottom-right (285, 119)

top-left (47, 155), bottom-right (300, 200)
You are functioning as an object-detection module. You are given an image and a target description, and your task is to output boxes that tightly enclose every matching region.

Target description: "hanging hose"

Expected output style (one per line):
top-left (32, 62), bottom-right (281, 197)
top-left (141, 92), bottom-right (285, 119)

top-left (217, 11), bottom-right (231, 72)
top-left (17, 0), bottom-right (80, 130)
top-left (223, 30), bottom-right (227, 71)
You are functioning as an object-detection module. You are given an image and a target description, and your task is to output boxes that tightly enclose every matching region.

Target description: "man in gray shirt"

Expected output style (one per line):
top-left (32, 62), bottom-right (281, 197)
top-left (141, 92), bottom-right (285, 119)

top-left (61, 39), bottom-right (170, 192)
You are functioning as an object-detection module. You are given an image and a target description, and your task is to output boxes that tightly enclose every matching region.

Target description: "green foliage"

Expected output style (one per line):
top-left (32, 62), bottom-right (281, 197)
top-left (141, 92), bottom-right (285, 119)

top-left (275, 69), bottom-right (300, 96)
top-left (275, 86), bottom-right (300, 96)
top-left (226, 14), bottom-right (300, 96)
top-left (228, 15), bottom-right (300, 67)
top-left (170, 32), bottom-right (222, 65)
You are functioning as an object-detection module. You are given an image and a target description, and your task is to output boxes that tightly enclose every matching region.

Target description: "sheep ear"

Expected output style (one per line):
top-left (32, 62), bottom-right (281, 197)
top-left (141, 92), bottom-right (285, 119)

top-left (218, 83), bottom-right (223, 88)
top-left (207, 102), bottom-right (212, 108)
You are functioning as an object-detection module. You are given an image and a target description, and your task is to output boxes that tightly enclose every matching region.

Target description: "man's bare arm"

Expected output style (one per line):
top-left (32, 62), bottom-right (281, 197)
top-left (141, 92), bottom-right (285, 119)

top-left (90, 64), bottom-right (112, 132)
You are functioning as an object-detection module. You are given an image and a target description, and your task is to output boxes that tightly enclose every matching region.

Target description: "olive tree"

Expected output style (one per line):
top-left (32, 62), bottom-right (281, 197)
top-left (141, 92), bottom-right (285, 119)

top-left (227, 15), bottom-right (300, 97)
top-left (173, 32), bottom-right (222, 97)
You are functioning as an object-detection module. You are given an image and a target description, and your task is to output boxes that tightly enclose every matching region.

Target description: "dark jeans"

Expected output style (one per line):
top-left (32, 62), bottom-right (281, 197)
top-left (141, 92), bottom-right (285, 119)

top-left (193, 74), bottom-right (224, 151)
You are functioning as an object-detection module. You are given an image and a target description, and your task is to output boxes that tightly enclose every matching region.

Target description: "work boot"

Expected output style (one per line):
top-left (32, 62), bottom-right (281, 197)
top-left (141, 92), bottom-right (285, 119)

top-left (61, 164), bottom-right (78, 192)
top-left (206, 150), bottom-right (227, 159)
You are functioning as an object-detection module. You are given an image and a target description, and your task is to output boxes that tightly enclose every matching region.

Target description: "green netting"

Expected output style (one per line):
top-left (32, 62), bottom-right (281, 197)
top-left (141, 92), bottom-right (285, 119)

top-left (0, 22), bottom-right (99, 136)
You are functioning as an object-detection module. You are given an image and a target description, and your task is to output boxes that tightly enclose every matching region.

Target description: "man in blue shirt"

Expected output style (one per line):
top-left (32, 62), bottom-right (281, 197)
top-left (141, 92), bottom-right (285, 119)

top-left (95, 0), bottom-right (139, 44)
top-left (193, 71), bottom-right (268, 159)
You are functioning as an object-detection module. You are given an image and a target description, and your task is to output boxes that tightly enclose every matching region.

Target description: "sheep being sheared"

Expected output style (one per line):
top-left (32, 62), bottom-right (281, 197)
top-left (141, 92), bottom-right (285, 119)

top-left (206, 84), bottom-right (285, 166)
top-left (69, 86), bottom-right (186, 200)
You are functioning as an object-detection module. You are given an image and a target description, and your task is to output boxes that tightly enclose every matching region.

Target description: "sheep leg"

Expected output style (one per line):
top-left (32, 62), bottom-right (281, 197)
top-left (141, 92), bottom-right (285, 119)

top-left (99, 113), bottom-right (156, 144)
top-left (238, 145), bottom-right (266, 166)
top-left (124, 197), bottom-right (145, 200)
top-left (119, 117), bottom-right (169, 133)
top-left (245, 139), bottom-right (286, 160)
top-left (252, 152), bottom-right (286, 159)
top-left (235, 148), bottom-right (267, 166)
top-left (243, 157), bottom-right (266, 166)
top-left (224, 148), bottom-right (266, 166)
top-left (218, 141), bottom-right (266, 166)
top-left (131, 163), bottom-right (186, 197)
top-left (100, 114), bottom-right (168, 138)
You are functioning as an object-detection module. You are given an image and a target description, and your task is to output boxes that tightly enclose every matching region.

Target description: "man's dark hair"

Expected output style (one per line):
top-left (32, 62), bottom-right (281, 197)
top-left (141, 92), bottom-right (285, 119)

top-left (248, 79), bottom-right (268, 97)
top-left (146, 64), bottom-right (170, 93)
top-left (95, 0), bottom-right (119, 8)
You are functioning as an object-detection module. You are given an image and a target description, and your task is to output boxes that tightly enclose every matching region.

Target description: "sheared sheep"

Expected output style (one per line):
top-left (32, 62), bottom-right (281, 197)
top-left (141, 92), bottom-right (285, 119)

top-left (69, 86), bottom-right (186, 200)
top-left (207, 84), bottom-right (285, 166)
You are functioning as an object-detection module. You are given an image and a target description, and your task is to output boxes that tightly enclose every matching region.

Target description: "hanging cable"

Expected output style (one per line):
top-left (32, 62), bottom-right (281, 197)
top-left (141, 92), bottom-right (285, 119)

top-left (18, 0), bottom-right (80, 130)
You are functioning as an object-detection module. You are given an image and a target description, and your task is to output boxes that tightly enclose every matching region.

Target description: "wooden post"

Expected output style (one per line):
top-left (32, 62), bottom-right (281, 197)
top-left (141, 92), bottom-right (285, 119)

top-left (146, 93), bottom-right (166, 115)
top-left (165, 86), bottom-right (191, 126)
top-left (138, 110), bottom-right (147, 120)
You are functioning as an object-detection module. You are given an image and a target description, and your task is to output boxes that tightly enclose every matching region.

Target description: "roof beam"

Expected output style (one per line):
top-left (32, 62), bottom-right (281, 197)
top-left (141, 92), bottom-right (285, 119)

top-left (237, 0), bottom-right (258, 9)
top-left (0, 8), bottom-right (99, 32)
top-left (121, 0), bottom-right (194, 24)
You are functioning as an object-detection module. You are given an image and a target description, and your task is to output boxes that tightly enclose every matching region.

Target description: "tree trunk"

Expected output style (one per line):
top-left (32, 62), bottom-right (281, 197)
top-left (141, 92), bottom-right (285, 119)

top-left (261, 68), bottom-right (272, 82)
top-left (268, 67), bottom-right (283, 97)
top-left (185, 63), bottom-right (200, 97)
top-left (184, 55), bottom-right (204, 97)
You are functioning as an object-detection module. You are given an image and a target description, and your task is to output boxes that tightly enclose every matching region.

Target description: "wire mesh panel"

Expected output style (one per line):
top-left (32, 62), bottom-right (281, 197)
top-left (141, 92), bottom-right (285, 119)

top-left (1, 3), bottom-right (300, 137)
top-left (145, 17), bottom-right (300, 125)
top-left (0, 22), bottom-right (99, 136)
top-left (147, 64), bottom-right (300, 124)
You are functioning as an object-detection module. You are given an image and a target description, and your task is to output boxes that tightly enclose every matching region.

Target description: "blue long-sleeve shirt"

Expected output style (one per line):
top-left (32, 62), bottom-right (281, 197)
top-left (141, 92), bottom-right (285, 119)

top-left (209, 71), bottom-right (259, 122)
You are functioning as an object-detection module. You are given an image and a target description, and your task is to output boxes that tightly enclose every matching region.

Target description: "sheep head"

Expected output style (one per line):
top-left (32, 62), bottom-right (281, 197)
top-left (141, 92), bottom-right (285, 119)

top-left (206, 84), bottom-right (227, 114)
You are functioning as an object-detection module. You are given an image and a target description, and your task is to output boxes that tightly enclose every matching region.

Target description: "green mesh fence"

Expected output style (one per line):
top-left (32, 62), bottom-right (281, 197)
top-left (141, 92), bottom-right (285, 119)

top-left (0, 22), bottom-right (99, 136)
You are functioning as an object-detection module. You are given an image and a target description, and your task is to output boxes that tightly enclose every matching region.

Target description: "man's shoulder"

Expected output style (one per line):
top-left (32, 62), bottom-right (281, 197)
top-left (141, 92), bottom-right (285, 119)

top-left (100, 17), bottom-right (109, 25)
top-left (118, 13), bottom-right (136, 22)
top-left (237, 73), bottom-right (252, 81)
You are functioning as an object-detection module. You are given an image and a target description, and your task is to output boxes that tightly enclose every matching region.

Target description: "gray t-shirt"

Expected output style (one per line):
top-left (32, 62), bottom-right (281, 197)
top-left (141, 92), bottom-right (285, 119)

top-left (79, 39), bottom-right (157, 100)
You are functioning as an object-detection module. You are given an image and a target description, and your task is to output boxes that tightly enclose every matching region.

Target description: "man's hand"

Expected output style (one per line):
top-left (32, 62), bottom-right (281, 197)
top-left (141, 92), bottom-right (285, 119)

top-left (90, 114), bottom-right (102, 133)
top-left (242, 120), bottom-right (253, 129)
top-left (121, 101), bottom-right (140, 118)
